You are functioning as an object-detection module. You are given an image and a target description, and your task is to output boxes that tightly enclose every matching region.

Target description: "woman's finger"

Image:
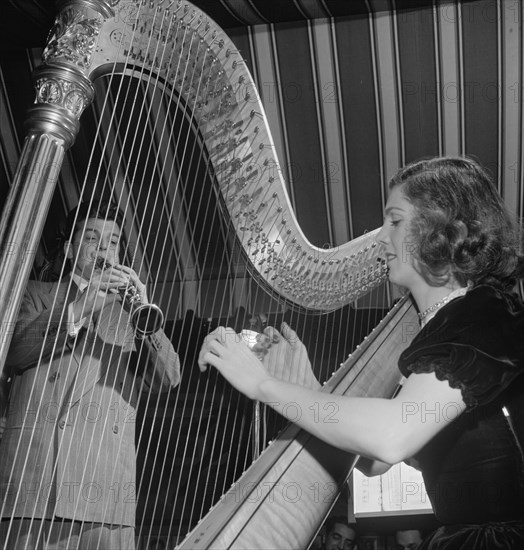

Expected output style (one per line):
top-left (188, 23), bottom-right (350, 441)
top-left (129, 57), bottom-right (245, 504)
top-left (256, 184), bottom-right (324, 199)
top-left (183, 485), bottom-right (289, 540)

top-left (198, 327), bottom-right (236, 371)
top-left (280, 322), bottom-right (301, 348)
top-left (263, 326), bottom-right (281, 343)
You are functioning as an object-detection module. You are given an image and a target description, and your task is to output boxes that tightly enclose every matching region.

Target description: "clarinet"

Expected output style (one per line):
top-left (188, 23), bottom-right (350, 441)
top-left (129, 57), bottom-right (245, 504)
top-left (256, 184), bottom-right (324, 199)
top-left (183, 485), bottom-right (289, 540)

top-left (95, 257), bottom-right (164, 337)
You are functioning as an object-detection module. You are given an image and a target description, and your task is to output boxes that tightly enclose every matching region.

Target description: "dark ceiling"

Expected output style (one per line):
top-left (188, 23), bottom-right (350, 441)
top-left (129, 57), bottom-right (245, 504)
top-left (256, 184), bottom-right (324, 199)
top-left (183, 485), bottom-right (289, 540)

top-left (2, 0), bottom-right (466, 51)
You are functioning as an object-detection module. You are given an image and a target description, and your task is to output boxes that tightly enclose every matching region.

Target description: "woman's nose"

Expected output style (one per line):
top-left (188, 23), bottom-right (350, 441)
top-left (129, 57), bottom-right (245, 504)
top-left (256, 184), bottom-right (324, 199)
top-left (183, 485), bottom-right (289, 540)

top-left (376, 223), bottom-right (388, 245)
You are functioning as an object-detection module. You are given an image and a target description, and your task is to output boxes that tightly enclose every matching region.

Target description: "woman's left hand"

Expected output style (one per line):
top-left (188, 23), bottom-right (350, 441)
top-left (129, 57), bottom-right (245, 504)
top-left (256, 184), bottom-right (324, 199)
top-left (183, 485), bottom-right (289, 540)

top-left (198, 327), bottom-right (273, 400)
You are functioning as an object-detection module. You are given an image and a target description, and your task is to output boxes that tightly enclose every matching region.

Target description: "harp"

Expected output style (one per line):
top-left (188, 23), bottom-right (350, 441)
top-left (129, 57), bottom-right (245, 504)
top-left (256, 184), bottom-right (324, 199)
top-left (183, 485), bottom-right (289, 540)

top-left (0, 1), bottom-right (418, 548)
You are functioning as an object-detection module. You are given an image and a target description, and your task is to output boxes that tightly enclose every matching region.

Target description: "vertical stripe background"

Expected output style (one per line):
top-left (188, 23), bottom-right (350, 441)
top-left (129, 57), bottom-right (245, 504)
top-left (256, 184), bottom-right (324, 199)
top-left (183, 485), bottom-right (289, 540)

top-left (225, 0), bottom-right (520, 248)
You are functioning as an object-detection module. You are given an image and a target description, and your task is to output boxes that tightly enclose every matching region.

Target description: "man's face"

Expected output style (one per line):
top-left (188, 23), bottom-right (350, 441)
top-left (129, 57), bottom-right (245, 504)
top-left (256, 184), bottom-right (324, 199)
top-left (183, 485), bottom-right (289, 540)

top-left (395, 529), bottom-right (423, 550)
top-left (325, 523), bottom-right (356, 550)
top-left (67, 217), bottom-right (122, 279)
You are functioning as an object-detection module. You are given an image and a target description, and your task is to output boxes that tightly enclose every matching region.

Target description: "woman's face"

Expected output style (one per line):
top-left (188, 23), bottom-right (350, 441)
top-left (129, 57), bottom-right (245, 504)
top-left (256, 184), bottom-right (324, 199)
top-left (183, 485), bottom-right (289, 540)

top-left (377, 186), bottom-right (425, 291)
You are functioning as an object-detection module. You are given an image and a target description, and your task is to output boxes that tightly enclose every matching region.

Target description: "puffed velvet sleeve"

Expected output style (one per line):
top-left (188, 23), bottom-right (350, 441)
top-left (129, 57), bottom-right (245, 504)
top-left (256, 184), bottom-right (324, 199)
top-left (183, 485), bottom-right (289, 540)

top-left (398, 285), bottom-right (524, 410)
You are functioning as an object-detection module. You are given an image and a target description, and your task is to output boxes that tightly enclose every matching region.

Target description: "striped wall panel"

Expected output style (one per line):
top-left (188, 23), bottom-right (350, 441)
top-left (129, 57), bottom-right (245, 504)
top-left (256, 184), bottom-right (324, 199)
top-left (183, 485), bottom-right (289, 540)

top-left (219, 0), bottom-right (521, 247)
top-left (335, 13), bottom-right (383, 237)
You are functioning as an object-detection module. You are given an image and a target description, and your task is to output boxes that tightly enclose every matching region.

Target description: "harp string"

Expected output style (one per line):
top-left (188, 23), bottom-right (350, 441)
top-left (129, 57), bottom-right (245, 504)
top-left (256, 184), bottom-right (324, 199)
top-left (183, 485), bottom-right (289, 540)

top-left (139, 61), bottom-right (217, 548)
top-left (1, 205), bottom-right (126, 545)
top-left (7, 9), bottom-right (139, 550)
top-left (90, 64), bottom-right (178, 550)
top-left (1, 194), bottom-right (118, 540)
top-left (188, 87), bottom-right (314, 532)
top-left (99, 9), bottom-right (192, 544)
top-left (192, 44), bottom-right (267, 518)
top-left (0, 260), bottom-right (68, 544)
top-left (57, 212), bottom-right (133, 537)
top-left (108, 8), bottom-right (252, 544)
top-left (1, 4), bottom-right (174, 545)
top-left (73, 24), bottom-right (160, 548)
top-left (150, 29), bottom-right (246, 539)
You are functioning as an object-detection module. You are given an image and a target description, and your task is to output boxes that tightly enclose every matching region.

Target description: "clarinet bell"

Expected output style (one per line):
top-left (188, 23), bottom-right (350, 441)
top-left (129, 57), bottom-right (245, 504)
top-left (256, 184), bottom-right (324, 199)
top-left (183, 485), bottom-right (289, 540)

top-left (128, 301), bottom-right (164, 338)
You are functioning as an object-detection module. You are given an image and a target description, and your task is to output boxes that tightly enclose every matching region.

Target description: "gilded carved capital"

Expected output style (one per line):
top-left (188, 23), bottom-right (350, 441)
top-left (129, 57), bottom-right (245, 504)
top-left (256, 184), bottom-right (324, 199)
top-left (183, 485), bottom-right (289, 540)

top-left (43, 6), bottom-right (104, 70)
top-left (28, 63), bottom-right (95, 146)
top-left (28, 2), bottom-right (116, 137)
top-left (35, 76), bottom-right (92, 118)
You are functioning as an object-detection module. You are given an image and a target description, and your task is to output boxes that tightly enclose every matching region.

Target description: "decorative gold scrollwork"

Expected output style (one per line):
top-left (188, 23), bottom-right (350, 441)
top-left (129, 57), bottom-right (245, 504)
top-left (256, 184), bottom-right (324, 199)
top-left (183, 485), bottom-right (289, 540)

top-left (43, 7), bottom-right (103, 69)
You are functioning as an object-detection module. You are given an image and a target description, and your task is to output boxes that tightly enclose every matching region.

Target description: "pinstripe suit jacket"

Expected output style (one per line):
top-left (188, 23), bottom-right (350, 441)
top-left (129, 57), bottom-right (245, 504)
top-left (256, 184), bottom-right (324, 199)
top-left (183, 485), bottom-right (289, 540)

top-left (0, 277), bottom-right (180, 526)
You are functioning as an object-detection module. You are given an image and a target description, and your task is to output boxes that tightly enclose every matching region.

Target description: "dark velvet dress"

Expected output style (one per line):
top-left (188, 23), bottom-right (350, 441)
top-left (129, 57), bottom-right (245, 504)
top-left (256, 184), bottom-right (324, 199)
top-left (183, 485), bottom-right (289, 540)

top-left (398, 285), bottom-right (524, 549)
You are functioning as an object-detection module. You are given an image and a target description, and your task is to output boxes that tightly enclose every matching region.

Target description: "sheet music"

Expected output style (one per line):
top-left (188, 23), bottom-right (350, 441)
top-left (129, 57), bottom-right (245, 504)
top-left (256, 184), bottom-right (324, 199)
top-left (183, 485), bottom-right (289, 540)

top-left (353, 463), bottom-right (432, 515)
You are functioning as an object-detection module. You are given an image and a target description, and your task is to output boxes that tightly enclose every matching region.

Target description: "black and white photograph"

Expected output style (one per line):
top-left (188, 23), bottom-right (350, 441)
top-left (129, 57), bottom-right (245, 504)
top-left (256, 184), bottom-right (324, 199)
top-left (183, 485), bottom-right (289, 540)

top-left (0, 1), bottom-right (523, 548)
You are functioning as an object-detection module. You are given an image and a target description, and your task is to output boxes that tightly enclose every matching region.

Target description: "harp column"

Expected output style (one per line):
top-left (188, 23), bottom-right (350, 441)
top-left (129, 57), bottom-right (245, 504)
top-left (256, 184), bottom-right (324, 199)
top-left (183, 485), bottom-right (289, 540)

top-left (0, 0), bottom-right (114, 373)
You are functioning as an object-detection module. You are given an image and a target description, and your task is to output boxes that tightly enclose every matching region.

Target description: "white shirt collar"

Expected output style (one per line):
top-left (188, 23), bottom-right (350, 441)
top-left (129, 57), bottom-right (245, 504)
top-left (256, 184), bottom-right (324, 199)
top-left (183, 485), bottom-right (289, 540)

top-left (71, 272), bottom-right (89, 293)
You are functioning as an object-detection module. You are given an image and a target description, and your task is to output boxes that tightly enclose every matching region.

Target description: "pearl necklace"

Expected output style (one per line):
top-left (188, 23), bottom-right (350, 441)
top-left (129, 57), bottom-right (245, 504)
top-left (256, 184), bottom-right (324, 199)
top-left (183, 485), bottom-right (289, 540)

top-left (417, 295), bottom-right (453, 320)
top-left (417, 286), bottom-right (470, 323)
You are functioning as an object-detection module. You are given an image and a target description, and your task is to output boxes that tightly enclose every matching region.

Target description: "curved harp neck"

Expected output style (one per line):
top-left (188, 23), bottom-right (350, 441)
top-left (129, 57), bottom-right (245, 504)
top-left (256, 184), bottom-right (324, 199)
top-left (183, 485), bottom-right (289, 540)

top-left (77, 0), bottom-right (387, 311)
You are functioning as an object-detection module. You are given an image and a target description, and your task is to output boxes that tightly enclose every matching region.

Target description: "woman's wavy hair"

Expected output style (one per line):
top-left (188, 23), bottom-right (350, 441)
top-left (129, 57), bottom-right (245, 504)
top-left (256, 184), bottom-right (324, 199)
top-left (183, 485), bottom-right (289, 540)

top-left (389, 156), bottom-right (523, 290)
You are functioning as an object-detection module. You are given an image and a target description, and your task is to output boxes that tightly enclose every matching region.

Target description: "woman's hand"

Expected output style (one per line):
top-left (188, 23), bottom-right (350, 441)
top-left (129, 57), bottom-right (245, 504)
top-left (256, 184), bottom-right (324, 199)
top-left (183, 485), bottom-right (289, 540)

top-left (198, 327), bottom-right (273, 400)
top-left (253, 323), bottom-right (321, 390)
top-left (198, 323), bottom-right (321, 399)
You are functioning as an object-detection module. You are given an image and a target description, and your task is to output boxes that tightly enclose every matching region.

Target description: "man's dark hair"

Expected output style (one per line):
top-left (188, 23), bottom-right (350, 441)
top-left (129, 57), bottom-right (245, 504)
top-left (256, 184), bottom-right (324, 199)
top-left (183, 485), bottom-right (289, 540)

top-left (65, 199), bottom-right (125, 241)
top-left (324, 515), bottom-right (356, 537)
top-left (39, 198), bottom-right (126, 281)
